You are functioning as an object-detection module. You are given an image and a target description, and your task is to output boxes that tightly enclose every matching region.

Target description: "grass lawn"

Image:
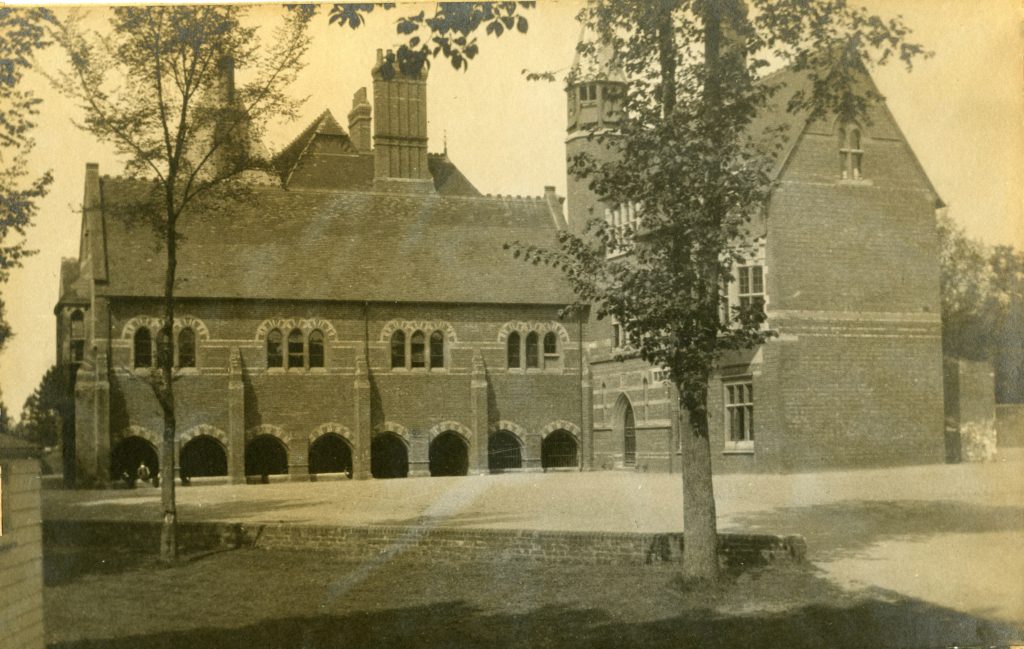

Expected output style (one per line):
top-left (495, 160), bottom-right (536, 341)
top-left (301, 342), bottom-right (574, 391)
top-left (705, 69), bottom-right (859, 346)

top-left (44, 544), bottom-right (1023, 649)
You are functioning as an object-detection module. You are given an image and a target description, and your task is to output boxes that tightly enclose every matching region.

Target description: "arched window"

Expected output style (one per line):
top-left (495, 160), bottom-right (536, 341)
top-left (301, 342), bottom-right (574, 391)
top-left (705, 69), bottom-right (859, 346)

top-left (391, 330), bottom-right (406, 368)
top-left (267, 329), bottom-right (283, 368)
top-left (429, 330), bottom-right (444, 369)
top-left (308, 330), bottom-right (324, 368)
top-left (507, 331), bottom-right (521, 369)
top-left (839, 125), bottom-right (863, 180)
top-left (410, 331), bottom-right (426, 368)
top-left (287, 329), bottom-right (304, 368)
top-left (70, 310), bottom-right (85, 363)
top-left (133, 328), bottom-right (152, 368)
top-left (178, 327), bottom-right (196, 368)
top-left (543, 331), bottom-right (557, 356)
top-left (525, 332), bottom-right (540, 369)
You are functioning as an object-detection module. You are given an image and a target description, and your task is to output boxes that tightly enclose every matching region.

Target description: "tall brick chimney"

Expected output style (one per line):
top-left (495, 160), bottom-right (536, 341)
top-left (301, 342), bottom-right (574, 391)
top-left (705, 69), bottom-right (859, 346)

top-left (348, 87), bottom-right (372, 153)
top-left (371, 49), bottom-right (433, 193)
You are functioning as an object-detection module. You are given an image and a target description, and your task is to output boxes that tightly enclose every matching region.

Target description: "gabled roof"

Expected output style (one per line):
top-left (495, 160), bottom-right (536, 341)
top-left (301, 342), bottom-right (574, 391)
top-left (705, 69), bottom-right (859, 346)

top-left (96, 178), bottom-right (573, 305)
top-left (272, 110), bottom-right (356, 183)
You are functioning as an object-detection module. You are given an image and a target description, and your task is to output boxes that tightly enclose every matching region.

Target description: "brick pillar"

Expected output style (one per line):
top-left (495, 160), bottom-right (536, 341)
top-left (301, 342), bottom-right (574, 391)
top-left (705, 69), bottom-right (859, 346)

top-left (524, 434), bottom-right (543, 472)
top-left (352, 357), bottom-right (372, 480)
top-left (226, 347), bottom-right (246, 484)
top-left (288, 438), bottom-right (310, 481)
top-left (73, 359), bottom-right (98, 486)
top-left (581, 353), bottom-right (594, 471)
top-left (93, 349), bottom-right (111, 486)
top-left (469, 349), bottom-right (489, 475)
top-left (408, 429), bottom-right (430, 477)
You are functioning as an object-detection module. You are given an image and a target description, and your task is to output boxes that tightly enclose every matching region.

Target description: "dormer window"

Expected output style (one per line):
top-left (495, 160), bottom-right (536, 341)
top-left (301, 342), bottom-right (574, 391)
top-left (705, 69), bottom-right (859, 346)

top-left (839, 125), bottom-right (863, 180)
top-left (579, 84), bottom-right (598, 102)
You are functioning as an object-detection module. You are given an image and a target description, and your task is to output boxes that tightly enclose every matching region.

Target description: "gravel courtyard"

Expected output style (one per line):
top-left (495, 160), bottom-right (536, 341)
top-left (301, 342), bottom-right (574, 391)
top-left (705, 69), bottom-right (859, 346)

top-left (45, 453), bottom-right (1024, 626)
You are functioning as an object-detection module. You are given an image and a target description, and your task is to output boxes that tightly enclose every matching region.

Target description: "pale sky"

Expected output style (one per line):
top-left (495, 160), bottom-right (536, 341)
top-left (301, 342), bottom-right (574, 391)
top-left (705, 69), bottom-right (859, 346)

top-left (1, 1), bottom-right (1021, 415)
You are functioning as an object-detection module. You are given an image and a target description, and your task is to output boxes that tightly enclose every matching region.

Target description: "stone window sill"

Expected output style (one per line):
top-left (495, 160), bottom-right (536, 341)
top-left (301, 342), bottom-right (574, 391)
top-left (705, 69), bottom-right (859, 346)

top-left (723, 442), bottom-right (754, 455)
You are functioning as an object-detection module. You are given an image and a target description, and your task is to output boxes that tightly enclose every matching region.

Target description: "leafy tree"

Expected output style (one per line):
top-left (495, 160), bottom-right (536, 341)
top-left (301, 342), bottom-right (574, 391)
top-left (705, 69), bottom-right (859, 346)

top-left (512, 0), bottom-right (927, 583)
top-left (51, 5), bottom-right (313, 562)
top-left (326, 2), bottom-right (533, 75)
top-left (936, 211), bottom-right (997, 361)
top-left (16, 364), bottom-right (72, 447)
top-left (988, 245), bottom-right (1024, 403)
top-left (0, 8), bottom-right (55, 351)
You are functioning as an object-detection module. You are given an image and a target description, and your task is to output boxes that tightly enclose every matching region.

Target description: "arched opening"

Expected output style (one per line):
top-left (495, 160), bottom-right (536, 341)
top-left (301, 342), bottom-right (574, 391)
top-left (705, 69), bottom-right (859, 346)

top-left (245, 435), bottom-right (289, 478)
top-left (267, 329), bottom-right (283, 368)
top-left (180, 435), bottom-right (228, 479)
top-left (308, 434), bottom-right (352, 476)
top-left (133, 328), bottom-right (152, 368)
top-left (410, 330), bottom-right (426, 368)
top-left (178, 327), bottom-right (196, 368)
top-left (488, 431), bottom-right (522, 472)
top-left (371, 433), bottom-right (408, 479)
top-left (525, 331), bottom-right (540, 368)
top-left (623, 401), bottom-right (637, 467)
top-left (110, 436), bottom-right (158, 482)
top-left (429, 330), bottom-right (444, 368)
top-left (542, 430), bottom-right (579, 469)
top-left (308, 330), bottom-right (325, 368)
top-left (390, 330), bottom-right (406, 368)
top-left (70, 310), bottom-right (85, 364)
top-left (429, 431), bottom-right (468, 476)
top-left (287, 328), bottom-right (304, 368)
top-left (507, 331), bottom-right (521, 369)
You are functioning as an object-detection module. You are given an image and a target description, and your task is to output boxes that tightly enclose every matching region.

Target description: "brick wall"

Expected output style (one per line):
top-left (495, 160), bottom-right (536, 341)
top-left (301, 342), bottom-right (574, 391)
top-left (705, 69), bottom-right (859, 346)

top-left (75, 297), bottom-right (586, 483)
top-left (0, 457), bottom-right (45, 649)
top-left (44, 519), bottom-right (806, 569)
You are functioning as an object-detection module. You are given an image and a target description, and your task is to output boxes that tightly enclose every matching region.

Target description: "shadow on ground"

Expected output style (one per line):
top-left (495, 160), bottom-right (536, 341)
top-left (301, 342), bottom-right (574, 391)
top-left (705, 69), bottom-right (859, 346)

top-left (722, 499), bottom-right (1024, 559)
top-left (47, 597), bottom-right (1023, 649)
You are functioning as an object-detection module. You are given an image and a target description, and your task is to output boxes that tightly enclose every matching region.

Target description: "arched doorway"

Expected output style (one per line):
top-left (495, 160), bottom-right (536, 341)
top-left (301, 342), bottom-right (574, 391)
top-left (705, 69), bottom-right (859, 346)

top-left (488, 431), bottom-right (523, 472)
top-left (110, 436), bottom-right (158, 482)
top-left (309, 434), bottom-right (352, 476)
top-left (180, 435), bottom-right (228, 478)
top-left (245, 435), bottom-right (288, 478)
top-left (371, 433), bottom-right (408, 479)
top-left (541, 430), bottom-right (579, 469)
top-left (623, 401), bottom-right (637, 467)
top-left (429, 431), bottom-right (468, 476)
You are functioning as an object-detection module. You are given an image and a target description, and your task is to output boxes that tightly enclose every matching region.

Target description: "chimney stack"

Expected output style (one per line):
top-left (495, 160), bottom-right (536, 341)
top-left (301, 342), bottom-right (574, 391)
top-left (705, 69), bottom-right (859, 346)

top-left (348, 87), bottom-right (372, 153)
top-left (371, 49), bottom-right (434, 193)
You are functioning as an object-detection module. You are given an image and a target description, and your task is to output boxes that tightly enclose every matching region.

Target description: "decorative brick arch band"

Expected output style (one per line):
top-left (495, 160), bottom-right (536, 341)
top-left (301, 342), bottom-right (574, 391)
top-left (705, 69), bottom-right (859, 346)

top-left (540, 420), bottom-right (582, 440)
top-left (179, 424), bottom-right (228, 447)
top-left (428, 420), bottom-right (473, 443)
top-left (255, 318), bottom-right (338, 342)
top-left (373, 421), bottom-right (410, 444)
top-left (122, 316), bottom-right (210, 340)
top-left (489, 420), bottom-right (528, 444)
top-left (378, 320), bottom-right (457, 344)
top-left (309, 423), bottom-right (353, 445)
top-left (245, 424), bottom-right (291, 446)
top-left (115, 424), bottom-right (161, 448)
top-left (496, 321), bottom-right (571, 344)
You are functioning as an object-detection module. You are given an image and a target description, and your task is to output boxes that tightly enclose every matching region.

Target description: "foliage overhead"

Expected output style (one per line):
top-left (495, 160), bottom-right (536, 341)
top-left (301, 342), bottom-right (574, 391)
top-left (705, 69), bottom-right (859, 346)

top-left (0, 8), bottom-right (55, 351)
top-left (513, 0), bottom-right (929, 416)
top-left (326, 2), bottom-right (534, 77)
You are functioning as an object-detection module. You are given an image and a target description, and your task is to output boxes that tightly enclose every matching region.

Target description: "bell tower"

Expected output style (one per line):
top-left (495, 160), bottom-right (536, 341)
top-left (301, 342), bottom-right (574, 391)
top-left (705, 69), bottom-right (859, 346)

top-left (565, 34), bottom-right (625, 235)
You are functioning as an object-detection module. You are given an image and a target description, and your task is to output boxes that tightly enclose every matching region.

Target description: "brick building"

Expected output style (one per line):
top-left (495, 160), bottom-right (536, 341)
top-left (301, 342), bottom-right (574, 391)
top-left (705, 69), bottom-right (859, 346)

top-left (57, 51), bottom-right (590, 486)
top-left (0, 434), bottom-right (45, 649)
top-left (57, 44), bottom-right (947, 483)
top-left (568, 54), bottom-right (947, 472)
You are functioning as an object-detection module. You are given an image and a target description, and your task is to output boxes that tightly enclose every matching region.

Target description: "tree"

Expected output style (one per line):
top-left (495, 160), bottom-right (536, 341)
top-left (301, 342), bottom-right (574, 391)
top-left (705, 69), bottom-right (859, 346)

top-left (0, 8), bottom-right (55, 351)
top-left (936, 210), bottom-right (997, 360)
top-left (326, 2), bottom-right (534, 75)
top-left (512, 0), bottom-right (927, 584)
top-left (16, 364), bottom-right (72, 447)
top-left (51, 5), bottom-right (313, 562)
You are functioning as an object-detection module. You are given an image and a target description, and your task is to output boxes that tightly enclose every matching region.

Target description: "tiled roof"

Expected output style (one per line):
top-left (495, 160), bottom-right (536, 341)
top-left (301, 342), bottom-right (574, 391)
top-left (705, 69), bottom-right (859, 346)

top-left (97, 179), bottom-right (574, 305)
top-left (273, 110), bottom-right (356, 183)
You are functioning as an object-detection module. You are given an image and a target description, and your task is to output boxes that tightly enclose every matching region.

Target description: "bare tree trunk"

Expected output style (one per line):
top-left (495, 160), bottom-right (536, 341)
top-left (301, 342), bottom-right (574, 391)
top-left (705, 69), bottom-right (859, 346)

top-left (680, 392), bottom-right (718, 583)
top-left (158, 209), bottom-right (178, 563)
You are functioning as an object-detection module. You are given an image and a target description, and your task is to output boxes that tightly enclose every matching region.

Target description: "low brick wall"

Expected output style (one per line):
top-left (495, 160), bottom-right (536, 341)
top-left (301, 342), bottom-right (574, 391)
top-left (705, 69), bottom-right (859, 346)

top-left (44, 519), bottom-right (805, 568)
